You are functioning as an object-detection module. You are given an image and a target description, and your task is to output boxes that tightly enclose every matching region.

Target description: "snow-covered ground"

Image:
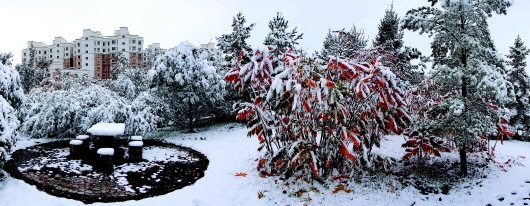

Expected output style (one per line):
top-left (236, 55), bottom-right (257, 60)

top-left (1, 123), bottom-right (529, 206)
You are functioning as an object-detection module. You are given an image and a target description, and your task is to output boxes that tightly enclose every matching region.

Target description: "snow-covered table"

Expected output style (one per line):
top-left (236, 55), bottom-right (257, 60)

top-left (87, 123), bottom-right (126, 136)
top-left (87, 123), bottom-right (126, 149)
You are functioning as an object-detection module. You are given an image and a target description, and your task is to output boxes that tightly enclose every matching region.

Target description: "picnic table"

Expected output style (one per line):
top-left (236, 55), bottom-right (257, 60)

top-left (87, 123), bottom-right (126, 149)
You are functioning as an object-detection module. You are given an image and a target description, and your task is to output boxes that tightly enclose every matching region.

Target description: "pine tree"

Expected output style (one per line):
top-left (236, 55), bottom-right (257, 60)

top-left (506, 35), bottom-right (530, 140)
top-left (263, 12), bottom-right (303, 56)
top-left (217, 12), bottom-right (255, 64)
top-left (319, 25), bottom-right (367, 59)
top-left (373, 4), bottom-right (423, 85)
top-left (403, 0), bottom-right (514, 175)
top-left (149, 42), bottom-right (225, 132)
top-left (0, 53), bottom-right (24, 167)
top-left (110, 52), bottom-right (130, 80)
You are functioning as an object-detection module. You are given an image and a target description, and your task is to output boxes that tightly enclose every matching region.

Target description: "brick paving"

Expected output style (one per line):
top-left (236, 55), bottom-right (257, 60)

top-left (5, 140), bottom-right (209, 203)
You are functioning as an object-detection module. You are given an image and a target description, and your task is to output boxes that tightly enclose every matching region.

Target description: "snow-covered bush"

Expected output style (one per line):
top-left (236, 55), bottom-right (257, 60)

top-left (19, 81), bottom-right (159, 138)
top-left (0, 53), bottom-right (24, 167)
top-left (149, 42), bottom-right (226, 132)
top-left (226, 46), bottom-right (409, 180)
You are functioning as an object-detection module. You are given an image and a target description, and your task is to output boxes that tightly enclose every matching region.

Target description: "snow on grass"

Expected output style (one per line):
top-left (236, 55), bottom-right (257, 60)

top-left (1, 123), bottom-right (530, 206)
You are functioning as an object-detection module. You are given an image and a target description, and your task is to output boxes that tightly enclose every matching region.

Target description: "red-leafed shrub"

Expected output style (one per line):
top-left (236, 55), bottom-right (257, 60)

top-left (226, 46), bottom-right (410, 180)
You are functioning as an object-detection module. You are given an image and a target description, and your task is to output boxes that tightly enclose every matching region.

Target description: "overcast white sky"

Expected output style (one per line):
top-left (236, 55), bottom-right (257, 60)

top-left (2, 0), bottom-right (529, 67)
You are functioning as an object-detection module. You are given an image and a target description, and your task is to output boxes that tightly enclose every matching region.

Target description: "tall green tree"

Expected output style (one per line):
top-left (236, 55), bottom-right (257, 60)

top-left (320, 25), bottom-right (367, 59)
top-left (217, 12), bottom-right (255, 64)
top-left (506, 35), bottom-right (530, 140)
top-left (403, 0), bottom-right (514, 175)
top-left (149, 42), bottom-right (225, 132)
top-left (263, 12), bottom-right (303, 56)
top-left (373, 4), bottom-right (423, 85)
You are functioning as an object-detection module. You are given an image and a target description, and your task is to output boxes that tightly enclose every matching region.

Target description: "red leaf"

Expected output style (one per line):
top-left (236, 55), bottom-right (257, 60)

top-left (235, 173), bottom-right (247, 177)
top-left (302, 99), bottom-right (312, 113)
top-left (306, 78), bottom-right (317, 87)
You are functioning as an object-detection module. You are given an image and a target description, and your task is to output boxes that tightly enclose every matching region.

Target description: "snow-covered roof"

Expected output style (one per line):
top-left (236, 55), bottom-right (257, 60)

top-left (87, 123), bottom-right (126, 136)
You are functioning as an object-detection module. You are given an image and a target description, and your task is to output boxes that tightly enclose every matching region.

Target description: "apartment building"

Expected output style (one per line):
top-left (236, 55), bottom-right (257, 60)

top-left (22, 27), bottom-right (165, 80)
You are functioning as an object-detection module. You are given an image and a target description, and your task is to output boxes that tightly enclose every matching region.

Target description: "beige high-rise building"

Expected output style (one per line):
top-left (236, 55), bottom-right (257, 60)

top-left (22, 27), bottom-right (165, 80)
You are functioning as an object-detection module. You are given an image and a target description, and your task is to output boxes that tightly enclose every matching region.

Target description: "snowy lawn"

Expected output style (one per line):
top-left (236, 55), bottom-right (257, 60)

top-left (1, 122), bottom-right (530, 206)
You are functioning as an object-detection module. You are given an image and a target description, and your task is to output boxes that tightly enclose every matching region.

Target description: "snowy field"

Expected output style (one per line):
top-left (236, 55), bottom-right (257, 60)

top-left (1, 123), bottom-right (529, 206)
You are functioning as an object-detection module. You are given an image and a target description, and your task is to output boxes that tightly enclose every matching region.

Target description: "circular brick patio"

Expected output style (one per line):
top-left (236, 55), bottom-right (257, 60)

top-left (4, 140), bottom-right (209, 203)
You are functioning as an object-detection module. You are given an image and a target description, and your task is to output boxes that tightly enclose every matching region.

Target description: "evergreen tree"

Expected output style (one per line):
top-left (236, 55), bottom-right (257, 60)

top-left (217, 12), bottom-right (255, 64)
top-left (374, 4), bottom-right (423, 85)
top-left (319, 25), bottom-right (367, 59)
top-left (0, 53), bottom-right (24, 167)
top-left (149, 42), bottom-right (225, 132)
top-left (506, 35), bottom-right (530, 140)
top-left (263, 12), bottom-right (303, 56)
top-left (403, 0), bottom-right (514, 175)
top-left (110, 52), bottom-right (130, 80)
top-left (16, 61), bottom-right (49, 93)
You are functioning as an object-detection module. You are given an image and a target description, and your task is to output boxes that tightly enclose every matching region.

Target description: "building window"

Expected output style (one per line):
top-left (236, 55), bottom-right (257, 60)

top-left (85, 37), bottom-right (88, 40)
top-left (131, 53), bottom-right (136, 57)
top-left (57, 50), bottom-right (59, 53)
top-left (97, 66), bottom-right (100, 70)
top-left (77, 43), bottom-right (80, 47)
top-left (132, 39), bottom-right (136, 44)
top-left (78, 49), bottom-right (80, 53)
top-left (112, 47), bottom-right (116, 51)
top-left (44, 51), bottom-right (47, 55)
top-left (122, 42), bottom-right (125, 45)
top-left (122, 35), bottom-right (125, 38)
top-left (122, 49), bottom-right (125, 51)
top-left (138, 41), bottom-right (142, 45)
top-left (78, 62), bottom-right (80, 65)
top-left (85, 44), bottom-right (88, 47)
top-left (24, 52), bottom-right (26, 56)
top-left (103, 49), bottom-right (106, 52)
top-left (66, 47), bottom-right (69, 51)
top-left (112, 40), bottom-right (116, 44)
top-left (132, 46), bottom-right (136, 50)
top-left (50, 55), bottom-right (52, 58)
top-left (38, 51), bottom-right (41, 54)
top-left (57, 56), bottom-right (59, 59)
top-left (97, 41), bottom-right (100, 45)
top-left (85, 63), bottom-right (88, 66)
top-left (85, 50), bottom-right (88, 53)
top-left (96, 54), bottom-right (100, 58)
top-left (85, 57), bottom-right (88, 60)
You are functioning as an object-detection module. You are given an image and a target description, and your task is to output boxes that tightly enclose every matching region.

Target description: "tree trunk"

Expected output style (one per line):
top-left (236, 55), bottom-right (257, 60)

top-left (460, 46), bottom-right (468, 176)
top-left (459, 145), bottom-right (468, 176)
top-left (188, 101), bottom-right (195, 133)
